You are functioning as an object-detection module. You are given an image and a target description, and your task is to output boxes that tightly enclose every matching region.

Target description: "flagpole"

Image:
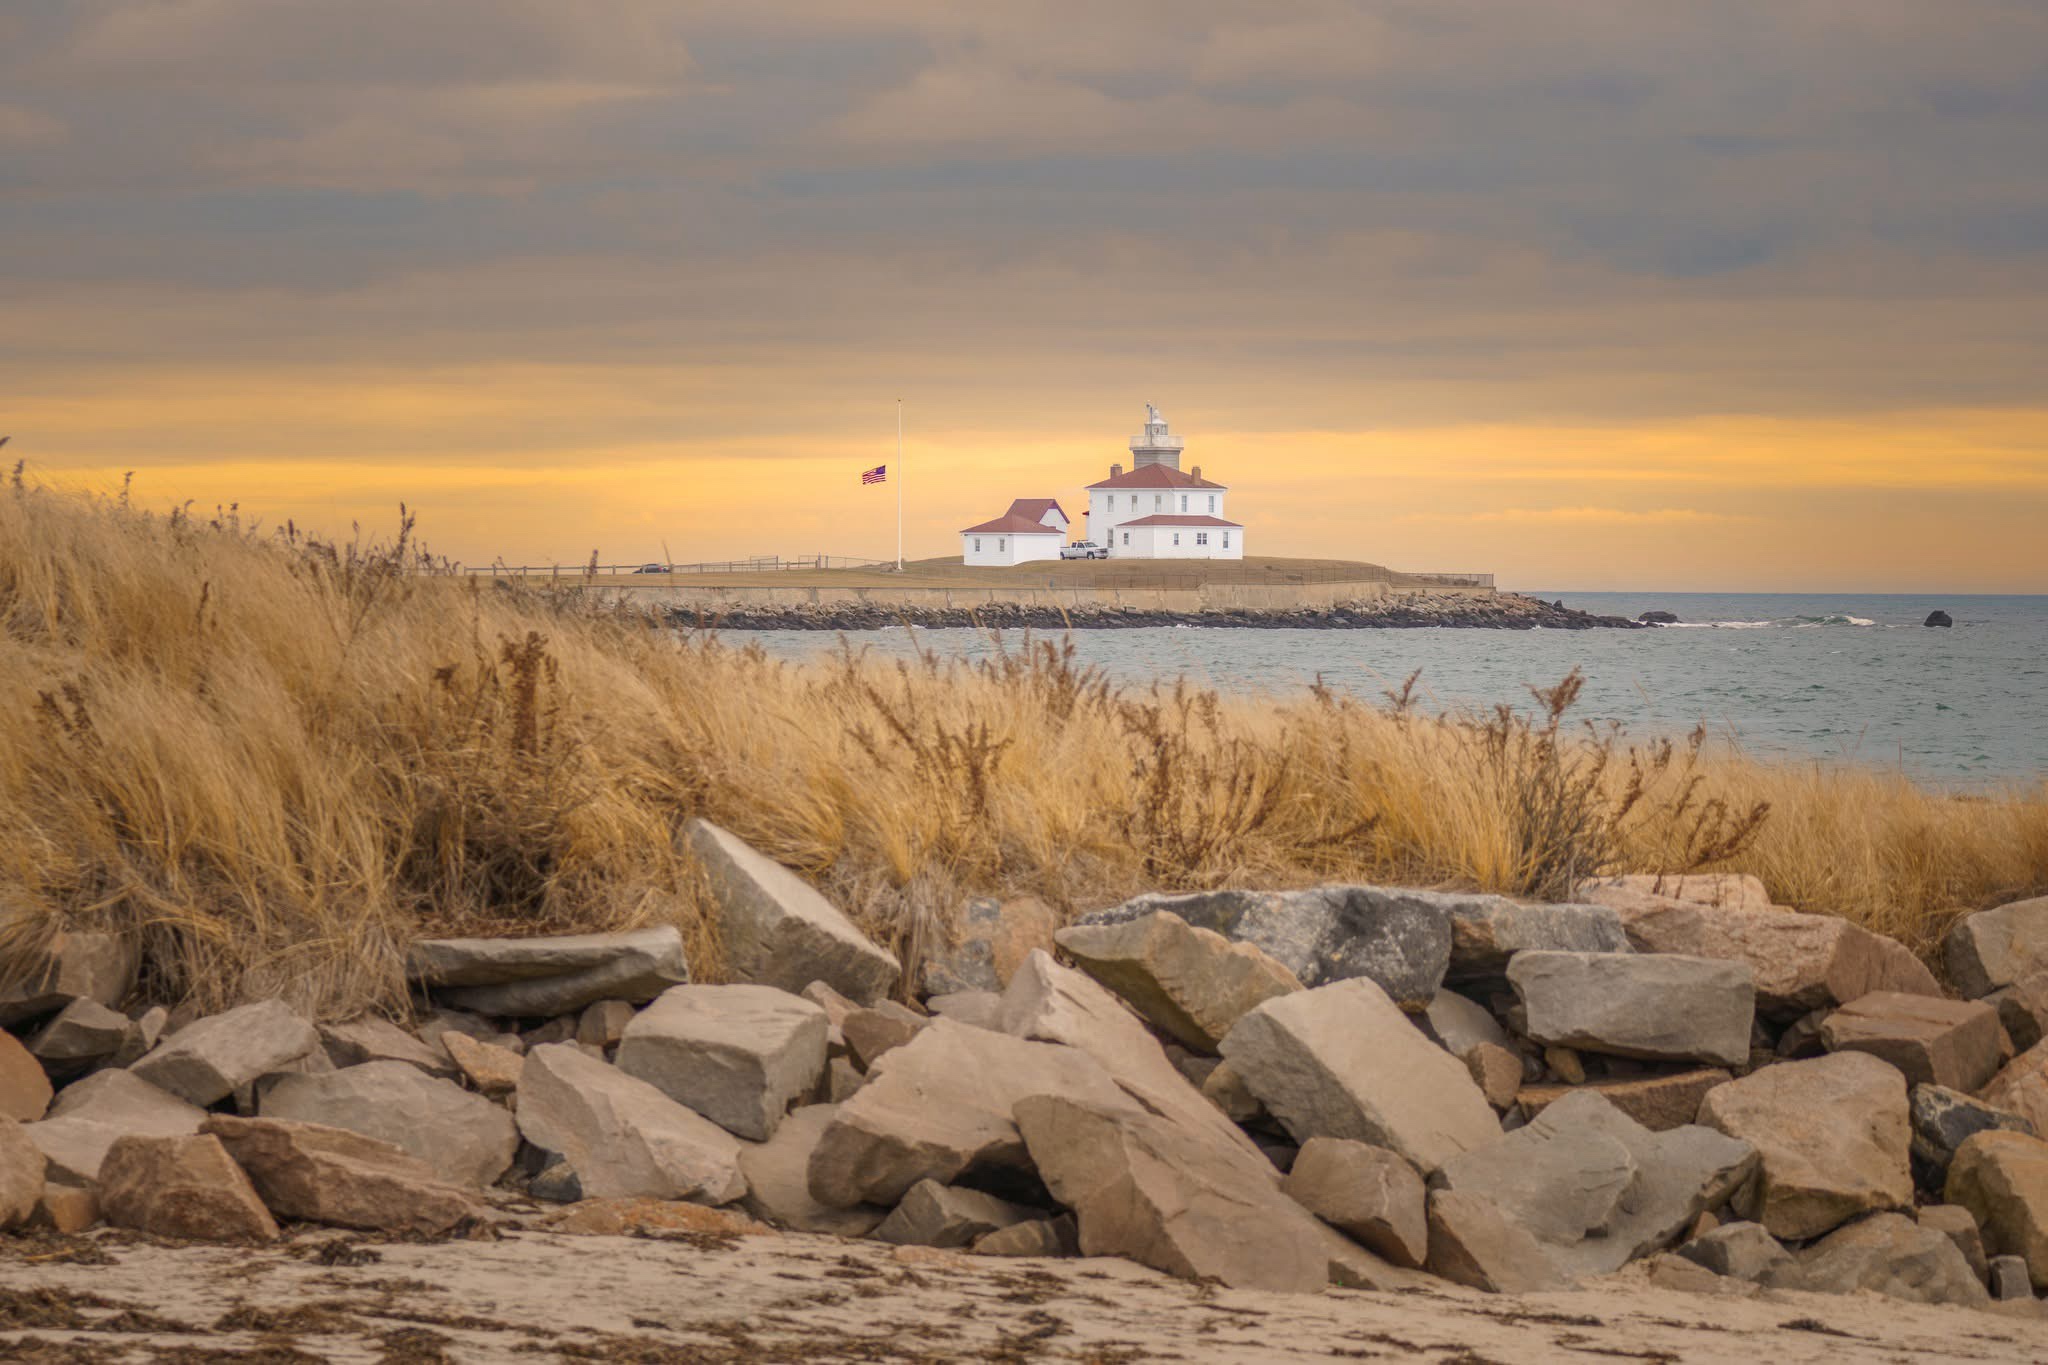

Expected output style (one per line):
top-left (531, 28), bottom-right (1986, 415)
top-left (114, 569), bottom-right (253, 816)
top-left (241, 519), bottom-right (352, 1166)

top-left (895, 398), bottom-right (904, 571)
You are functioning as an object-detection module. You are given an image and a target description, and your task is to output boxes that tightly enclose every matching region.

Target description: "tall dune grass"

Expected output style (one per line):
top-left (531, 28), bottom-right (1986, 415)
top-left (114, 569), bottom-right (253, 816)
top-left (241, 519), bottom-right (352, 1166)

top-left (3, 475), bottom-right (2045, 1018)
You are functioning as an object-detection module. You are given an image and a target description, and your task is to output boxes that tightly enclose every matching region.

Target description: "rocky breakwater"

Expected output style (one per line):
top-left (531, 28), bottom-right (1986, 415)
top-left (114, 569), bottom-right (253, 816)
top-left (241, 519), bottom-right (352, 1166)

top-left (670, 592), bottom-right (1643, 632)
top-left (4, 851), bottom-right (2047, 1322)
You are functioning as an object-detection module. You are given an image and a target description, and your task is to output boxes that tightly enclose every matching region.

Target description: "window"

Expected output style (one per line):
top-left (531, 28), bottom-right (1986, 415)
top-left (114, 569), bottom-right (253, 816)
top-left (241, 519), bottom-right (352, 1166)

top-left (1155, 494), bottom-right (1164, 509)
top-left (1196, 532), bottom-right (1208, 546)
top-left (998, 538), bottom-right (1006, 552)
top-left (1223, 533), bottom-right (1231, 549)
top-left (1172, 533), bottom-right (1181, 546)
top-left (973, 538), bottom-right (981, 552)
top-left (1180, 495), bottom-right (1187, 512)
top-left (1208, 495), bottom-right (1216, 513)
top-left (1121, 531), bottom-right (1129, 546)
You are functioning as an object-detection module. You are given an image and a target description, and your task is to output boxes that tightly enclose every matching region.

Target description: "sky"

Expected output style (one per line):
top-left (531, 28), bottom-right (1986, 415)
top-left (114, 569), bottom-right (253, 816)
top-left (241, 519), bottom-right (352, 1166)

top-left (4, 1), bottom-right (2048, 590)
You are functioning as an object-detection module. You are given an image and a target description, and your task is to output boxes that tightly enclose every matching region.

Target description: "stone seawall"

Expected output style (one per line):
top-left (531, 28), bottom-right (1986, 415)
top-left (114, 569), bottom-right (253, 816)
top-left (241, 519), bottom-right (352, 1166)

top-left (644, 589), bottom-right (1642, 632)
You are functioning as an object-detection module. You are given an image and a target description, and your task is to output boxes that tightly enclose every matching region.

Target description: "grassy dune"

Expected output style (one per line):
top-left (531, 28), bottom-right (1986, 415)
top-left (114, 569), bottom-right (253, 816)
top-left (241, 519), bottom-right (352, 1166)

top-left (4, 477), bottom-right (2045, 1019)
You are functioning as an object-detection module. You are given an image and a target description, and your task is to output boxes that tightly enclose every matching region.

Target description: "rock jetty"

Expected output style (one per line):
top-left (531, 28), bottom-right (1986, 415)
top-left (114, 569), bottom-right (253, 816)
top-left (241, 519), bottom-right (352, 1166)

top-left (669, 592), bottom-right (1644, 632)
top-left (4, 825), bottom-right (2046, 1325)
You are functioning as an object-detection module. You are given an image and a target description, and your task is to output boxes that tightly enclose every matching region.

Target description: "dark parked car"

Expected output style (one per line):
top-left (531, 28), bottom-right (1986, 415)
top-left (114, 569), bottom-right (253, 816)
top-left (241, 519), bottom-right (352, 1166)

top-left (632, 563), bottom-right (666, 574)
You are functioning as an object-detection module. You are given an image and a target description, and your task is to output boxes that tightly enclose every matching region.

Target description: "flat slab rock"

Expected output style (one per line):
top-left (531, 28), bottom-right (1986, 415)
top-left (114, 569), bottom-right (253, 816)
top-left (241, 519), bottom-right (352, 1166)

top-left (1435, 1089), bottom-right (1756, 1278)
top-left (129, 999), bottom-right (320, 1107)
top-left (1517, 1070), bottom-right (1732, 1133)
top-left (201, 1115), bottom-right (481, 1236)
top-left (1508, 950), bottom-right (1754, 1067)
top-left (805, 1019), bottom-right (1134, 1209)
top-left (408, 926), bottom-right (691, 1017)
top-left (1052, 911), bottom-right (1303, 1053)
top-left (517, 1042), bottom-right (747, 1205)
top-left (616, 984), bottom-right (828, 1142)
top-left (685, 818), bottom-right (900, 1004)
top-left (1607, 898), bottom-right (1939, 1018)
top-left (1578, 873), bottom-right (1774, 913)
top-left (259, 1060), bottom-right (518, 1189)
top-left (1820, 990), bottom-right (2003, 1092)
top-left (1016, 1092), bottom-right (1422, 1293)
top-left (1218, 976), bottom-right (1500, 1175)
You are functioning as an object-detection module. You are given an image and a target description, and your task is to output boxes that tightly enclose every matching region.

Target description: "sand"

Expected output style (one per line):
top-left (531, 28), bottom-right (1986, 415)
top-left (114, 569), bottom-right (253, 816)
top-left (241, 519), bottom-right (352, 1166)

top-left (1, 1220), bottom-right (2040, 1364)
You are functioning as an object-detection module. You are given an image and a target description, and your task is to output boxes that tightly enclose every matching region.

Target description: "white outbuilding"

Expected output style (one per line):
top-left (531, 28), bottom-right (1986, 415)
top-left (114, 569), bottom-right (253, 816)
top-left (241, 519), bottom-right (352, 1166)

top-left (960, 498), bottom-right (1068, 566)
top-left (1086, 407), bottom-right (1243, 559)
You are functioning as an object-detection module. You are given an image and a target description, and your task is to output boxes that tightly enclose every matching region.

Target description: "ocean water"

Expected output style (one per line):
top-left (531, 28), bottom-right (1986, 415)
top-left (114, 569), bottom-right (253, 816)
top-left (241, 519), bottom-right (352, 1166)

top-left (724, 593), bottom-right (2048, 784)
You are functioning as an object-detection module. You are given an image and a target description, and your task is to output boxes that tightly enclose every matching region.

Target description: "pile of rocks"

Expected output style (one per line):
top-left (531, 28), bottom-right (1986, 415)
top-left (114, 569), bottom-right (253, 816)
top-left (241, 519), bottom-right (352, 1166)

top-left (5, 839), bottom-right (2046, 1316)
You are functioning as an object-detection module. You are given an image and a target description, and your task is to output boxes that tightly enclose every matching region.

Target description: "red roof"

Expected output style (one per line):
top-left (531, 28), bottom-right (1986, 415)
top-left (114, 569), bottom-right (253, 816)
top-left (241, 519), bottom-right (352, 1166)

top-left (1087, 465), bottom-right (1225, 490)
top-left (1005, 498), bottom-right (1068, 523)
top-left (1117, 514), bottom-right (1243, 529)
top-left (960, 513), bottom-right (1065, 535)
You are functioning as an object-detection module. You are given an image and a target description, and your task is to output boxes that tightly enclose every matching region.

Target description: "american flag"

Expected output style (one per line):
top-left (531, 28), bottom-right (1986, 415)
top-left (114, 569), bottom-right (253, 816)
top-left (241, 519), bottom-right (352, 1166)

top-left (861, 464), bottom-right (887, 485)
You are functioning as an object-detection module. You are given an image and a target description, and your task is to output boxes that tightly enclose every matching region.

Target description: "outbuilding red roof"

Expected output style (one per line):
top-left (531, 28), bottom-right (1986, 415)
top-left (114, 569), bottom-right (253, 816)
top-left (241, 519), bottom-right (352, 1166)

top-left (1005, 498), bottom-right (1069, 523)
top-left (1117, 514), bottom-right (1243, 528)
top-left (1086, 465), bottom-right (1225, 491)
top-left (960, 513), bottom-right (1066, 535)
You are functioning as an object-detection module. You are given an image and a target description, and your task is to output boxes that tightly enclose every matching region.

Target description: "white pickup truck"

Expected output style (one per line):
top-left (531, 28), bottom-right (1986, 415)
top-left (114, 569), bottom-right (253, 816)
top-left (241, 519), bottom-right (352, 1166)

top-left (1060, 541), bottom-right (1108, 560)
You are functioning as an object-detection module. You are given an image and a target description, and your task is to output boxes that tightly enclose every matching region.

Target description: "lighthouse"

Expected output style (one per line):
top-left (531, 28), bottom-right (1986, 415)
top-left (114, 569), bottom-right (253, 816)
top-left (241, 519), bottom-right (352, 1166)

top-left (1129, 403), bottom-right (1185, 470)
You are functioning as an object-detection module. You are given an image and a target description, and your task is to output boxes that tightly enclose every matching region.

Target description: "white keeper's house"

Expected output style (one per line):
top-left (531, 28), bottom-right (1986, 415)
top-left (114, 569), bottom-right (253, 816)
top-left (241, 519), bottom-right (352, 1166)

top-left (958, 405), bottom-right (1244, 564)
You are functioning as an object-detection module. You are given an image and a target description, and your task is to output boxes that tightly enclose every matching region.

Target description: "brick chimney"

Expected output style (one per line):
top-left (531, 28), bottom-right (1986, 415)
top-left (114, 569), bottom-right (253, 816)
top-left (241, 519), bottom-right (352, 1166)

top-left (1109, 462), bottom-right (1123, 478)
top-left (1192, 465), bottom-right (1202, 481)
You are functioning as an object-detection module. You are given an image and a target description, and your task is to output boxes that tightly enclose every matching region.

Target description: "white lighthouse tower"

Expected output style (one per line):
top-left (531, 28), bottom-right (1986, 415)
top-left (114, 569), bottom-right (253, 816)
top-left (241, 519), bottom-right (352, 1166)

top-left (1129, 403), bottom-right (1185, 470)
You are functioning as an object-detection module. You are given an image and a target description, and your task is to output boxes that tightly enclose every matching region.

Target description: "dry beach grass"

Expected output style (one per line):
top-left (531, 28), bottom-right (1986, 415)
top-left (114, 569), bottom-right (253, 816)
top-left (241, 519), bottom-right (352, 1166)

top-left (4, 475), bottom-right (2046, 1018)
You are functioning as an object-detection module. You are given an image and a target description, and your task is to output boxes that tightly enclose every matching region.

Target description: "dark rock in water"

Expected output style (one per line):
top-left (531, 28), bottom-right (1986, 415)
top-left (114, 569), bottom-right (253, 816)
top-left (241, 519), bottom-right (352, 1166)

top-left (1638, 611), bottom-right (1680, 625)
top-left (1924, 611), bottom-right (1953, 628)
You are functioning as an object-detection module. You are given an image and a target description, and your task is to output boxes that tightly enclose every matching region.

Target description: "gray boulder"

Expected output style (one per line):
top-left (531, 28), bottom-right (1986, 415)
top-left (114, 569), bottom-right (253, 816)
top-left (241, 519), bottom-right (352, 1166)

top-left (1944, 896), bottom-right (2048, 1000)
top-left (805, 1020), bottom-right (1131, 1208)
top-left (872, 1179), bottom-right (1037, 1249)
top-left (1820, 991), bottom-right (2003, 1092)
top-left (685, 819), bottom-right (899, 1003)
top-left (1052, 911), bottom-right (1303, 1052)
top-left (1280, 1136), bottom-right (1428, 1268)
top-left (1910, 1083), bottom-right (2036, 1183)
top-left (1420, 990), bottom-right (1509, 1058)
top-left (129, 1000), bottom-right (320, 1107)
top-left (737, 1103), bottom-right (884, 1236)
top-left (1991, 1254), bottom-right (2034, 1301)
top-left (515, 1043), bottom-right (746, 1204)
top-left (1788, 1212), bottom-right (1989, 1306)
top-left (1000, 950), bottom-right (1267, 1163)
top-left (0, 929), bottom-right (138, 1027)
top-left (1072, 885), bottom-right (1452, 1009)
top-left (259, 1060), bottom-right (517, 1189)
top-left (28, 1070), bottom-right (208, 1184)
top-left (28, 999), bottom-right (136, 1078)
top-left (1425, 1189), bottom-right (1570, 1293)
top-left (920, 896), bottom-right (1060, 996)
top-left (1675, 1221), bottom-right (1794, 1282)
top-left (318, 1016), bottom-right (461, 1079)
top-left (1218, 977), bottom-right (1500, 1175)
top-left (408, 926), bottom-right (690, 1017)
top-left (1507, 951), bottom-right (1754, 1067)
top-left (615, 984), bottom-right (828, 1142)
top-left (1986, 973), bottom-right (2048, 1052)
top-left (1442, 897), bottom-right (1630, 980)
top-left (1016, 1091), bottom-right (1422, 1292)
top-left (1917, 1203), bottom-right (1990, 1285)
top-left (1435, 1089), bottom-right (1757, 1276)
